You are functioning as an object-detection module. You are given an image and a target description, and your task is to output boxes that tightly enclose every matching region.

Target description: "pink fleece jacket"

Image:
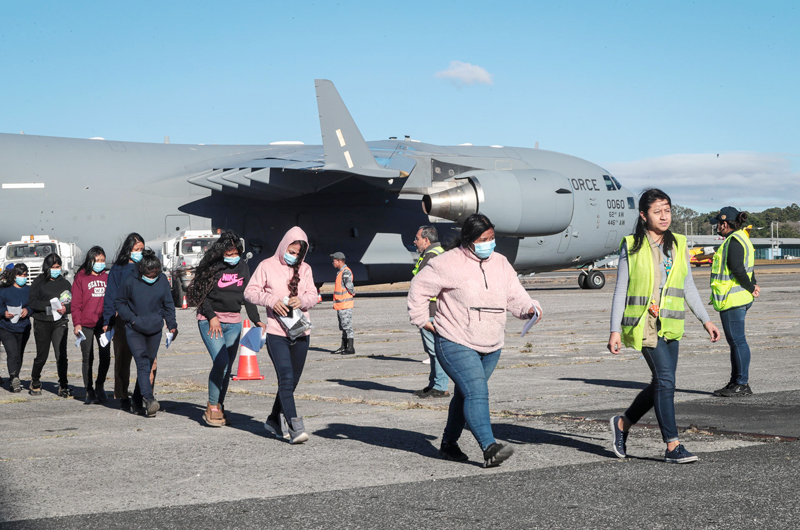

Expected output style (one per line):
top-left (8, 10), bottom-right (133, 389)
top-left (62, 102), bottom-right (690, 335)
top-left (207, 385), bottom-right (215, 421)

top-left (408, 246), bottom-right (542, 353)
top-left (244, 227), bottom-right (318, 337)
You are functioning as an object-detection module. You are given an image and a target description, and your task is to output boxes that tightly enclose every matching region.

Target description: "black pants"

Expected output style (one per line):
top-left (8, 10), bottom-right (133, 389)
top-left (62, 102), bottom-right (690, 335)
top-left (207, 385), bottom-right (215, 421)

top-left (126, 328), bottom-right (161, 402)
top-left (0, 327), bottom-right (31, 380)
top-left (80, 323), bottom-right (111, 391)
top-left (31, 319), bottom-right (69, 388)
top-left (266, 334), bottom-right (309, 422)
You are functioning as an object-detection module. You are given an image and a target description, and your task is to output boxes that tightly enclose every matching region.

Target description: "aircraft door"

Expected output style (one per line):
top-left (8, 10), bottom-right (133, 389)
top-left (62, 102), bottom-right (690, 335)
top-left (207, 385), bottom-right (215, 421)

top-left (557, 225), bottom-right (572, 253)
top-left (166, 215), bottom-right (190, 234)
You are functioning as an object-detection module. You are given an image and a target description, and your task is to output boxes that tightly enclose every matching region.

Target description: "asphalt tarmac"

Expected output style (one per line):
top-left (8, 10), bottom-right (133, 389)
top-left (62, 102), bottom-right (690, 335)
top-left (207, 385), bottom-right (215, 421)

top-left (1, 265), bottom-right (798, 528)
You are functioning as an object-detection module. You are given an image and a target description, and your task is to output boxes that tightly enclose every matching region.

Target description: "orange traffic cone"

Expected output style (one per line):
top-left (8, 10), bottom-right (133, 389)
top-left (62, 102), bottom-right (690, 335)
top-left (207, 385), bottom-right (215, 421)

top-left (181, 295), bottom-right (188, 310)
top-left (232, 320), bottom-right (265, 381)
top-left (317, 289), bottom-right (322, 304)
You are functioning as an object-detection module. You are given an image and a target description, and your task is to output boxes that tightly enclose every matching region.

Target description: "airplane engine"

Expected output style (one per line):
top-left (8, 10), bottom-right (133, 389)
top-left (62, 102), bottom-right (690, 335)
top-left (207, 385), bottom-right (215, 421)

top-left (423, 169), bottom-right (574, 236)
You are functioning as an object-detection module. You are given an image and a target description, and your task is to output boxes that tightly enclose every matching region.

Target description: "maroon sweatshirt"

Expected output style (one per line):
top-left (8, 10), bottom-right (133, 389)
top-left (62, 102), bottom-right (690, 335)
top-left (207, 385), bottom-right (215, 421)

top-left (71, 270), bottom-right (109, 327)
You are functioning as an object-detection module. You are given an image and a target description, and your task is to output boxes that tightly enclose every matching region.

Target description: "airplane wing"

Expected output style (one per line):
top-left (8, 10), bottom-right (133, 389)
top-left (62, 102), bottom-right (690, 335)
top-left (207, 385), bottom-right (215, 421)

top-left (186, 80), bottom-right (410, 199)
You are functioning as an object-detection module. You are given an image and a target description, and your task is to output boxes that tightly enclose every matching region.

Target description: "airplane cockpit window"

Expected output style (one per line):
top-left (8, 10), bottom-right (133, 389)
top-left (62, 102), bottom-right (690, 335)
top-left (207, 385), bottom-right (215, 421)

top-left (611, 176), bottom-right (623, 190)
top-left (627, 197), bottom-right (636, 209)
top-left (181, 239), bottom-right (216, 254)
top-left (603, 175), bottom-right (616, 191)
top-left (8, 243), bottom-right (56, 258)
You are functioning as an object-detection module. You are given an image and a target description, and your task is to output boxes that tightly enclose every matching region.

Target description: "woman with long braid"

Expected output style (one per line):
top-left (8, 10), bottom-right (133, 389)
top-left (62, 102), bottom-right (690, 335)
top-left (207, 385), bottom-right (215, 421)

top-left (186, 231), bottom-right (264, 427)
top-left (244, 227), bottom-right (318, 444)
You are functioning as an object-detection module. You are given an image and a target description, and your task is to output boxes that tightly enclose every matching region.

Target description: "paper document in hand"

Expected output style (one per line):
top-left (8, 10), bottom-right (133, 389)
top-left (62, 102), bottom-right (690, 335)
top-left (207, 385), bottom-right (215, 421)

top-left (50, 298), bottom-right (63, 322)
top-left (75, 331), bottom-right (86, 349)
top-left (99, 328), bottom-right (115, 348)
top-left (240, 326), bottom-right (263, 352)
top-left (520, 307), bottom-right (540, 338)
top-left (8, 306), bottom-right (21, 324)
top-left (165, 332), bottom-right (174, 348)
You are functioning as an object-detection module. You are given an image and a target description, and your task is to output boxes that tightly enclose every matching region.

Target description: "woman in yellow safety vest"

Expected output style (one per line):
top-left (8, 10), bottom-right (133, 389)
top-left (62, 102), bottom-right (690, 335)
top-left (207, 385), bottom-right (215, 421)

top-left (607, 189), bottom-right (720, 464)
top-left (710, 207), bottom-right (759, 398)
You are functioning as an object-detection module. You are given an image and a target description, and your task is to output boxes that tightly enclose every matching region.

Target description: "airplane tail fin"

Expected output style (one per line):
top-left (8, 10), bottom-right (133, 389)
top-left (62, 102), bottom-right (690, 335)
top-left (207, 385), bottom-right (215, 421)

top-left (315, 79), bottom-right (397, 178)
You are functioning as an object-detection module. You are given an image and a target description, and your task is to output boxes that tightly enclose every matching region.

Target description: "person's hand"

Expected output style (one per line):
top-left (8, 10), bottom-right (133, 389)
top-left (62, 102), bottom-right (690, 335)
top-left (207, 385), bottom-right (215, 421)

top-left (528, 303), bottom-right (543, 322)
top-left (422, 322), bottom-right (435, 333)
top-left (753, 285), bottom-right (761, 298)
top-left (287, 296), bottom-right (301, 309)
top-left (256, 321), bottom-right (267, 332)
top-left (170, 328), bottom-right (178, 340)
top-left (56, 307), bottom-right (66, 315)
top-left (273, 300), bottom-right (290, 317)
top-left (20, 308), bottom-right (27, 318)
top-left (607, 332), bottom-right (622, 354)
top-left (74, 325), bottom-right (82, 337)
top-left (207, 317), bottom-right (222, 339)
top-left (704, 321), bottom-right (721, 342)
top-left (102, 325), bottom-right (108, 333)
top-left (4, 311), bottom-right (13, 319)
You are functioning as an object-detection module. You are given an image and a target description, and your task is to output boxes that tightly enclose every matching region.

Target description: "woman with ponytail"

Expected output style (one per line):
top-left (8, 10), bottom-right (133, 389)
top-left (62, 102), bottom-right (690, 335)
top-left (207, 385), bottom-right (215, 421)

top-left (607, 189), bottom-right (720, 463)
top-left (709, 207), bottom-right (759, 397)
top-left (244, 227), bottom-right (318, 444)
top-left (0, 263), bottom-right (31, 392)
top-left (186, 231), bottom-right (264, 427)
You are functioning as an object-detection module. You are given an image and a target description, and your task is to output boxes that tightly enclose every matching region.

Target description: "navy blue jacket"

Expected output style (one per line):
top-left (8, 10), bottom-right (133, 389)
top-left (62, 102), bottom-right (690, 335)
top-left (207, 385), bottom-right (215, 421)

top-left (0, 285), bottom-right (31, 333)
top-left (114, 273), bottom-right (177, 335)
top-left (103, 263), bottom-right (136, 327)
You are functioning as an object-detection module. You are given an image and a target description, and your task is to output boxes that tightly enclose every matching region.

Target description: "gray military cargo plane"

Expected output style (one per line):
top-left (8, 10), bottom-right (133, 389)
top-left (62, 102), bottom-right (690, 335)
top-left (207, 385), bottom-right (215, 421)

top-left (0, 79), bottom-right (635, 288)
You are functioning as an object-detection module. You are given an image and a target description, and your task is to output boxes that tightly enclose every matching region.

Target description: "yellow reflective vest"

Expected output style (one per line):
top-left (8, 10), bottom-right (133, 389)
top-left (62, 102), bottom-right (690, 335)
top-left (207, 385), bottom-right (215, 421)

top-left (710, 229), bottom-right (754, 311)
top-left (620, 234), bottom-right (689, 350)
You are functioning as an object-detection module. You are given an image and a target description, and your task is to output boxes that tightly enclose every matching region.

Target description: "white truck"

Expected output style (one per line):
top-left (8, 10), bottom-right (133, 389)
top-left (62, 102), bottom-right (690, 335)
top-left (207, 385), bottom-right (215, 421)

top-left (148, 230), bottom-right (220, 304)
top-left (0, 235), bottom-right (82, 284)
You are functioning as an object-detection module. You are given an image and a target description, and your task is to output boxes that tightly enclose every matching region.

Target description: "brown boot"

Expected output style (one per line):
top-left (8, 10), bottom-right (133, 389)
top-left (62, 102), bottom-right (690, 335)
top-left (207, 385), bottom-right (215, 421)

top-left (203, 402), bottom-right (225, 427)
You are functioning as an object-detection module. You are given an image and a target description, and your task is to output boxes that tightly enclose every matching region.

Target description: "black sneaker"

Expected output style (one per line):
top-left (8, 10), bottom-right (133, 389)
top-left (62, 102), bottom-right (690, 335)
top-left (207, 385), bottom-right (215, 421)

top-left (418, 388), bottom-right (450, 399)
top-left (483, 443), bottom-right (514, 468)
top-left (119, 398), bottom-right (131, 411)
top-left (713, 382), bottom-right (735, 396)
top-left (439, 441), bottom-right (469, 462)
top-left (144, 398), bottom-right (160, 417)
top-left (413, 387), bottom-right (432, 397)
top-left (84, 388), bottom-right (98, 405)
top-left (132, 400), bottom-right (146, 416)
top-left (95, 387), bottom-right (108, 403)
top-left (57, 386), bottom-right (73, 398)
top-left (664, 444), bottom-right (699, 464)
top-left (610, 416), bottom-right (628, 458)
top-left (717, 384), bottom-right (753, 397)
top-left (29, 383), bottom-right (42, 396)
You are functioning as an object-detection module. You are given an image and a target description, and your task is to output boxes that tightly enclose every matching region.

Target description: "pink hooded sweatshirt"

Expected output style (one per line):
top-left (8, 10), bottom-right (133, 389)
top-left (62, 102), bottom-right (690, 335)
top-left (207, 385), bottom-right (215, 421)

top-left (408, 246), bottom-right (542, 353)
top-left (244, 227), bottom-right (318, 337)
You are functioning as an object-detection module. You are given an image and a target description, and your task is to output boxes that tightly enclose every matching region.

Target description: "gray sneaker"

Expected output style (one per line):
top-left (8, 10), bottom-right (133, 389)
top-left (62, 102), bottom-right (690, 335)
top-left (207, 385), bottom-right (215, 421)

top-left (288, 417), bottom-right (309, 444)
top-left (10, 377), bottom-right (22, 393)
top-left (264, 414), bottom-right (290, 440)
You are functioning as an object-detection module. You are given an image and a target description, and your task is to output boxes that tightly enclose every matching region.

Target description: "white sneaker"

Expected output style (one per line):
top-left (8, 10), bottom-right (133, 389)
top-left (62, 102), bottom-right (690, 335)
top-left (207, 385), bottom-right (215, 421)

top-left (422, 358), bottom-right (431, 364)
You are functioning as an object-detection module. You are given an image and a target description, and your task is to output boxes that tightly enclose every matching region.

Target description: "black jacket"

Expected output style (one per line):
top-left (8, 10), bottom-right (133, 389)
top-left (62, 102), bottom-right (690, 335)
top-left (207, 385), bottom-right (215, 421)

top-left (727, 237), bottom-right (757, 293)
top-left (199, 260), bottom-right (261, 323)
top-left (28, 276), bottom-right (72, 322)
top-left (114, 273), bottom-right (177, 335)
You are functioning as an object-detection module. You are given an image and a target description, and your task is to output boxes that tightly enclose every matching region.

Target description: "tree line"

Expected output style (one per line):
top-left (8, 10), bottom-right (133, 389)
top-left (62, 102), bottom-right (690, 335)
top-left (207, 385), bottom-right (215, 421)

top-left (670, 204), bottom-right (800, 238)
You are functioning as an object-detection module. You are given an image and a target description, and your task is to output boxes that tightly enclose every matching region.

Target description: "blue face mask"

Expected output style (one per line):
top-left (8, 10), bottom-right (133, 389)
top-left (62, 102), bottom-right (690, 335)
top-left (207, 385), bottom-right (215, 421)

top-left (142, 275), bottom-right (157, 284)
top-left (92, 262), bottom-right (106, 273)
top-left (50, 269), bottom-right (62, 279)
top-left (130, 251), bottom-right (143, 263)
top-left (15, 277), bottom-right (27, 287)
top-left (472, 240), bottom-right (496, 259)
top-left (224, 256), bottom-right (240, 266)
top-left (284, 253), bottom-right (298, 266)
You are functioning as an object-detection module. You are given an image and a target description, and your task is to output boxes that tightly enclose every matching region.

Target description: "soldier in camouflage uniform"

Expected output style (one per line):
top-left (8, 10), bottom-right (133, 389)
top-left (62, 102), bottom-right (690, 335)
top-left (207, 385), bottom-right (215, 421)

top-left (331, 252), bottom-right (355, 355)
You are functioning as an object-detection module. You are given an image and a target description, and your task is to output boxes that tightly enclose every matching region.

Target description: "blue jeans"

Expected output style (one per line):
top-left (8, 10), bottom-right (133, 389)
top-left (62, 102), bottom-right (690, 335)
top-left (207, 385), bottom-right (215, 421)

top-left (198, 320), bottom-right (242, 405)
top-left (719, 302), bottom-right (752, 385)
top-left (421, 328), bottom-right (448, 391)
top-left (125, 328), bottom-right (162, 402)
top-left (434, 334), bottom-right (500, 451)
top-left (624, 336), bottom-right (680, 443)
top-left (266, 334), bottom-right (309, 422)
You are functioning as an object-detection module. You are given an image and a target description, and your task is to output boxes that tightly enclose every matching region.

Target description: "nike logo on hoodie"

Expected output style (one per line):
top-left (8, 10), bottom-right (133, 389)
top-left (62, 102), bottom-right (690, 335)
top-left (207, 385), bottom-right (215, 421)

top-left (218, 273), bottom-right (244, 289)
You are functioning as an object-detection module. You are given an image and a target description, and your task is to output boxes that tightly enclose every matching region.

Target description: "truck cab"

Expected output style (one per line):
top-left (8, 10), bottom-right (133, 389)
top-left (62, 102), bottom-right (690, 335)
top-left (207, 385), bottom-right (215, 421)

top-left (0, 235), bottom-right (81, 283)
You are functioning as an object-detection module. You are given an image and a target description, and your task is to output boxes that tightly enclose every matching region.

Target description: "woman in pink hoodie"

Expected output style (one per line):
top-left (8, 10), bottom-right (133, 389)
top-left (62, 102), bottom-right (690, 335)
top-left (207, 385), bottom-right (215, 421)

top-left (408, 214), bottom-right (543, 468)
top-left (244, 226), bottom-right (318, 444)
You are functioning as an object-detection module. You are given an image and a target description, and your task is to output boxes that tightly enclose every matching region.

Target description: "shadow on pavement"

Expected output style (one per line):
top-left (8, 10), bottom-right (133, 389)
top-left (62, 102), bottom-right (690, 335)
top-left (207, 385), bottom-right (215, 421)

top-left (313, 422), bottom-right (439, 457)
top-left (327, 379), bottom-right (416, 394)
top-left (558, 377), bottom-right (711, 395)
top-left (493, 423), bottom-right (616, 459)
top-left (367, 354), bottom-right (424, 364)
top-left (158, 400), bottom-right (269, 436)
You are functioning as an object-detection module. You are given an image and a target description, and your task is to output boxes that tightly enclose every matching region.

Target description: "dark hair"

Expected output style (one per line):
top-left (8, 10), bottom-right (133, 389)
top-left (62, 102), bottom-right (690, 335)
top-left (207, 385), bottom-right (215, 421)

top-left (446, 214), bottom-right (495, 251)
top-left (137, 249), bottom-right (162, 278)
top-left (77, 246), bottom-right (106, 276)
top-left (114, 232), bottom-right (145, 266)
top-left (722, 211), bottom-right (749, 232)
top-left (418, 225), bottom-right (439, 244)
top-left (186, 231), bottom-right (244, 306)
top-left (630, 188), bottom-right (677, 257)
top-left (287, 240), bottom-right (308, 297)
top-left (32, 253), bottom-right (63, 288)
top-left (0, 263), bottom-right (28, 288)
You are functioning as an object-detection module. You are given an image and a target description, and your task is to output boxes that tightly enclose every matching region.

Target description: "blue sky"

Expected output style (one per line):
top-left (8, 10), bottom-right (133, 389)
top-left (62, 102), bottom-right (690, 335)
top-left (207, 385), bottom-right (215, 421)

top-left (1, 1), bottom-right (797, 212)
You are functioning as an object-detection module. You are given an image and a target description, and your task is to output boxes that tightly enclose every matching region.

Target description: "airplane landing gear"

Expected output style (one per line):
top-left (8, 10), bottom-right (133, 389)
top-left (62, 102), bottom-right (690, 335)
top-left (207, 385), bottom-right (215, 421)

top-left (578, 270), bottom-right (605, 290)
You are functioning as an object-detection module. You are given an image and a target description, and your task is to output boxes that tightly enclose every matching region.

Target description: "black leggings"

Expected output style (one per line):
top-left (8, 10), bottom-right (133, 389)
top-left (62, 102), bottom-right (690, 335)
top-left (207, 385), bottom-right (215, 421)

top-left (266, 334), bottom-right (309, 421)
top-left (0, 327), bottom-right (31, 379)
top-left (31, 320), bottom-right (69, 388)
top-left (80, 323), bottom-right (111, 391)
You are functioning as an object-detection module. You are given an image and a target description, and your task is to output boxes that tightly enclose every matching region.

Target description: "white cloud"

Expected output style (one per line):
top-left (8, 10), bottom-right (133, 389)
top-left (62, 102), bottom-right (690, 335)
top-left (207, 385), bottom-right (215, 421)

top-left (606, 152), bottom-right (800, 212)
top-left (435, 61), bottom-right (494, 86)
